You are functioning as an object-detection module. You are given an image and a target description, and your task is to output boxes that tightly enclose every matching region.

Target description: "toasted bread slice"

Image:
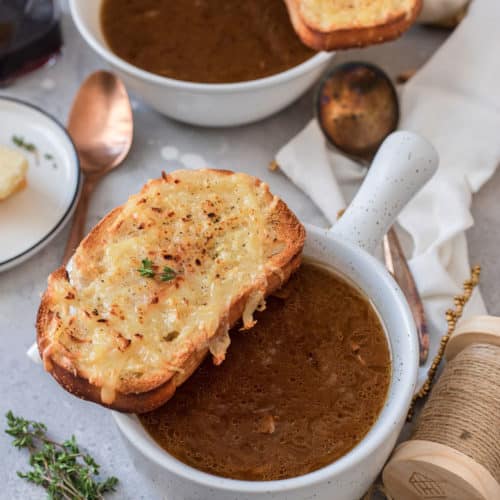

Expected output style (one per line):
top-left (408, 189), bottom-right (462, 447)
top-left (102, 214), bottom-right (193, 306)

top-left (37, 169), bottom-right (305, 413)
top-left (285, 0), bottom-right (422, 51)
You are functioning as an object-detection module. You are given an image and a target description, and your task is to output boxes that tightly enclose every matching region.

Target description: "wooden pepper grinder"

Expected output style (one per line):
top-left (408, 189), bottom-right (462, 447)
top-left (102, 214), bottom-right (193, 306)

top-left (383, 315), bottom-right (500, 500)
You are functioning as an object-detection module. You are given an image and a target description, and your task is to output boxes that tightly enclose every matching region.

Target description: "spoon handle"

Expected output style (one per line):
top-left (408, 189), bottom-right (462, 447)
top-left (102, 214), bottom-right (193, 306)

top-left (62, 176), bottom-right (96, 266)
top-left (384, 227), bottom-right (429, 364)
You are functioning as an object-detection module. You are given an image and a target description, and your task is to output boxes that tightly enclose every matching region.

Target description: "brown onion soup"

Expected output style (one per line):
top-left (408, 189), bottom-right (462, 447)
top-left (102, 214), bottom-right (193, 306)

top-left (140, 263), bottom-right (391, 481)
top-left (100, 0), bottom-right (316, 84)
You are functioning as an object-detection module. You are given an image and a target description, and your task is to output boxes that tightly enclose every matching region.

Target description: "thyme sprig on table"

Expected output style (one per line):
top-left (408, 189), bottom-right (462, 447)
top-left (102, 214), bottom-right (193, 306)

top-left (5, 411), bottom-right (118, 500)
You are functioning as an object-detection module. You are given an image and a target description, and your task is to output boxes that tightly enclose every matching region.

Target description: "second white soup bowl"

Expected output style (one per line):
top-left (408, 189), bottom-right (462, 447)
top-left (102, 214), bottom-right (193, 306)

top-left (69, 0), bottom-right (335, 127)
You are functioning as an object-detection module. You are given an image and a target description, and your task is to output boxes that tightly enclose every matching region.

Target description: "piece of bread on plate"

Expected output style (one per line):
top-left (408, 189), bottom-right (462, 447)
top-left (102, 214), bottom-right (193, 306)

top-left (37, 169), bottom-right (305, 413)
top-left (284, 0), bottom-right (422, 51)
top-left (0, 145), bottom-right (28, 201)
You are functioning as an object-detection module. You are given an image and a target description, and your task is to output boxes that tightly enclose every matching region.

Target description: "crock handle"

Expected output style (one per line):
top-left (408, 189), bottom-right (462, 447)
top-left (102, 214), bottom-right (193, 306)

top-left (329, 131), bottom-right (439, 255)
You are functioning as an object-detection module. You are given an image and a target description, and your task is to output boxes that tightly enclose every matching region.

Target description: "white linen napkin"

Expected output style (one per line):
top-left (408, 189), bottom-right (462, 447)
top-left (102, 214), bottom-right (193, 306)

top-left (276, 0), bottom-right (500, 387)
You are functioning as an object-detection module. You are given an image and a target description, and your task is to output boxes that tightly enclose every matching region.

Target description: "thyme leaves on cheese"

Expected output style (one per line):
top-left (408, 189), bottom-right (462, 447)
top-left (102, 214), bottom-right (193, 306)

top-left (160, 266), bottom-right (176, 282)
top-left (5, 411), bottom-right (118, 500)
top-left (137, 258), bottom-right (155, 278)
top-left (138, 259), bottom-right (177, 281)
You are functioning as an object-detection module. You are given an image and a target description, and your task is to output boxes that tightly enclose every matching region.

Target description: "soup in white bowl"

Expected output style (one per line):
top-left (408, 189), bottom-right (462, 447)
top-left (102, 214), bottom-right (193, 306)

top-left (69, 0), bottom-right (334, 126)
top-left (113, 132), bottom-right (439, 499)
top-left (139, 261), bottom-right (391, 481)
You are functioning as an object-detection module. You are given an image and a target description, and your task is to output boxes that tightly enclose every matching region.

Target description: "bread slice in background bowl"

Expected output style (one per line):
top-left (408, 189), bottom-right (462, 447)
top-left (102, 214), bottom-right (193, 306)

top-left (285, 0), bottom-right (422, 50)
top-left (37, 169), bottom-right (305, 413)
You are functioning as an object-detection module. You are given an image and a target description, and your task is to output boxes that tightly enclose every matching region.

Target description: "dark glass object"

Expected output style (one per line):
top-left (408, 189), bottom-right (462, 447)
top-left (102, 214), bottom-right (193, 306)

top-left (0, 0), bottom-right (62, 85)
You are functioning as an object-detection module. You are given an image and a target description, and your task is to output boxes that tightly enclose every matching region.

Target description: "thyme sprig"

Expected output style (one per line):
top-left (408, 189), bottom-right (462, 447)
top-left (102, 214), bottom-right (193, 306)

top-left (12, 135), bottom-right (37, 153)
top-left (137, 258), bottom-right (155, 277)
top-left (160, 266), bottom-right (176, 282)
top-left (137, 258), bottom-right (177, 281)
top-left (5, 411), bottom-right (118, 500)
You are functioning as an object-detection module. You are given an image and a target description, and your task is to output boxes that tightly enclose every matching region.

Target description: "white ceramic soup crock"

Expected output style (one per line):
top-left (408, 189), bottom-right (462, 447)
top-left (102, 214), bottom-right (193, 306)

top-left (68, 0), bottom-right (334, 127)
top-left (113, 131), bottom-right (439, 500)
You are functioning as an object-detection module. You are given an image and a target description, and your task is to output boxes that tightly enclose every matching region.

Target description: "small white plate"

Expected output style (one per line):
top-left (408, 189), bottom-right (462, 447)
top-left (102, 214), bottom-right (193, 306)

top-left (0, 97), bottom-right (80, 272)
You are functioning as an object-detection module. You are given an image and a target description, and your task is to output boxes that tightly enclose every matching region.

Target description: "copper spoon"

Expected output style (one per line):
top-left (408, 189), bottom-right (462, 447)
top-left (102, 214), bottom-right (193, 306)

top-left (316, 62), bottom-right (429, 364)
top-left (62, 71), bottom-right (133, 265)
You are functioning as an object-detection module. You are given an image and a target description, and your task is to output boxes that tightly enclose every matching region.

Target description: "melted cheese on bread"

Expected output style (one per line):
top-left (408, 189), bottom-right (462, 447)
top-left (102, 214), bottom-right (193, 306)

top-left (300, 0), bottom-right (416, 31)
top-left (42, 170), bottom-right (287, 404)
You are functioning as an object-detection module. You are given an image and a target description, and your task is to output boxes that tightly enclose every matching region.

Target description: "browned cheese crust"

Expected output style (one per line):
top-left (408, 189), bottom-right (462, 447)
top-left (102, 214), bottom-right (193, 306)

top-left (284, 0), bottom-right (422, 51)
top-left (37, 169), bottom-right (305, 413)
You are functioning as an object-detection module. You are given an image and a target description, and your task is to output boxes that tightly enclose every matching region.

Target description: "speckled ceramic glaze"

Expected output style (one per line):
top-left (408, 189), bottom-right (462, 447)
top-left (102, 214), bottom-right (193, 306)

top-left (114, 131), bottom-right (439, 499)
